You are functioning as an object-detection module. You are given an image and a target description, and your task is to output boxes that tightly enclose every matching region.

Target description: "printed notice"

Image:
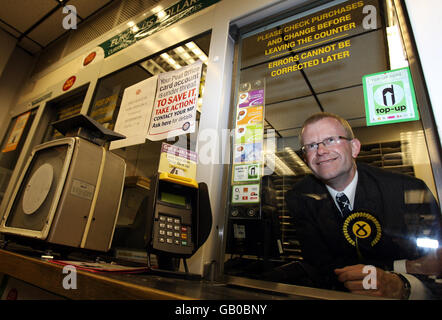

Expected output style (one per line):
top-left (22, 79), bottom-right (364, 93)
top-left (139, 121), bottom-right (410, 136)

top-left (244, 0), bottom-right (380, 78)
top-left (236, 106), bottom-right (264, 126)
top-left (147, 61), bottom-right (202, 141)
top-left (110, 76), bottom-right (157, 150)
top-left (232, 184), bottom-right (260, 204)
top-left (2, 111), bottom-right (31, 153)
top-left (237, 89), bottom-right (264, 108)
top-left (235, 124), bottom-right (264, 144)
top-left (158, 143), bottom-right (197, 180)
top-left (233, 142), bottom-right (263, 164)
top-left (89, 94), bottom-right (118, 127)
top-left (71, 179), bottom-right (95, 201)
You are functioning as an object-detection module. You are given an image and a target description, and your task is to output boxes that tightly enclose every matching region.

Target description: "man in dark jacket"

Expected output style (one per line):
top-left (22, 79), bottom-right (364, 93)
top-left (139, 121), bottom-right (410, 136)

top-left (286, 112), bottom-right (441, 299)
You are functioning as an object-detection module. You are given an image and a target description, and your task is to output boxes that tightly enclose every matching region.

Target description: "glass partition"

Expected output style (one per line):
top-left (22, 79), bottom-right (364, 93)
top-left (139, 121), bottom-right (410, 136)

top-left (41, 85), bottom-right (89, 142)
top-left (224, 0), bottom-right (441, 300)
top-left (87, 32), bottom-right (211, 262)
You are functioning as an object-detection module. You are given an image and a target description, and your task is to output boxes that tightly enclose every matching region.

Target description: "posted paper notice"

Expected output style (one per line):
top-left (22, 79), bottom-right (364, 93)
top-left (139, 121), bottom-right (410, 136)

top-left (147, 61), bottom-right (202, 141)
top-left (110, 76), bottom-right (157, 150)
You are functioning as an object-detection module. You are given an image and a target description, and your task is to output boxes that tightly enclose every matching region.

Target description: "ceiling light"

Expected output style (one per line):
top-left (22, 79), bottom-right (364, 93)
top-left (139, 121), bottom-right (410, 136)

top-left (185, 42), bottom-right (208, 63)
top-left (140, 60), bottom-right (166, 75)
top-left (160, 53), bottom-right (181, 70)
top-left (157, 11), bottom-right (167, 20)
top-left (174, 47), bottom-right (195, 64)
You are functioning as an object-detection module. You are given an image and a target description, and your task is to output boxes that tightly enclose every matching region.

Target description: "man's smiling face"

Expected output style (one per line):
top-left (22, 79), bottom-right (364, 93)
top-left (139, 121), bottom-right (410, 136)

top-left (301, 117), bottom-right (361, 190)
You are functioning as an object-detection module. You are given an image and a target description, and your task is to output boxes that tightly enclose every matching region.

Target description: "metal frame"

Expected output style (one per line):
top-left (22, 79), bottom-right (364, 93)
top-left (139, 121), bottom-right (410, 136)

top-left (394, 0), bottom-right (442, 204)
top-left (1, 0), bottom-right (439, 290)
top-left (218, 0), bottom-right (442, 285)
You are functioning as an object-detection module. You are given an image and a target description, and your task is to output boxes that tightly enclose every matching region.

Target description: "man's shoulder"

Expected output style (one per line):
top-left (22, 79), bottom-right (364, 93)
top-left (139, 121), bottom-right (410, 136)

top-left (357, 162), bottom-right (425, 187)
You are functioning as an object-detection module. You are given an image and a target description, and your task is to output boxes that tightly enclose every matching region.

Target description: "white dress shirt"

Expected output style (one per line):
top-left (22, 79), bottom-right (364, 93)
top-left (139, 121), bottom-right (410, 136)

top-left (326, 170), bottom-right (358, 215)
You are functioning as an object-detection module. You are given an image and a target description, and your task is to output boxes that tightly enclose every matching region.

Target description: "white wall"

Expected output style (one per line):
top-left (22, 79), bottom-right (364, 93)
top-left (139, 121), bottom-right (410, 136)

top-left (0, 47), bottom-right (34, 140)
top-left (0, 29), bottom-right (19, 138)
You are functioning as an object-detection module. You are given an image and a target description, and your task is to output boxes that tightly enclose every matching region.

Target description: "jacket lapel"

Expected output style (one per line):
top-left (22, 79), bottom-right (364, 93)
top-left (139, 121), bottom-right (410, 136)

top-left (354, 165), bottom-right (385, 224)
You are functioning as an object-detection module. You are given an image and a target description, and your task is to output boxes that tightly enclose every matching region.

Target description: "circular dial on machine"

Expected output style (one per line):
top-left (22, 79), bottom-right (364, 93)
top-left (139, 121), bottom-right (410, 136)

top-left (22, 163), bottom-right (54, 215)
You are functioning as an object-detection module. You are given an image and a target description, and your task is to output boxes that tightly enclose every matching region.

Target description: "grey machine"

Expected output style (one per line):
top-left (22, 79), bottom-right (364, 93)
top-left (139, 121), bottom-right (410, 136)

top-left (0, 114), bottom-right (126, 252)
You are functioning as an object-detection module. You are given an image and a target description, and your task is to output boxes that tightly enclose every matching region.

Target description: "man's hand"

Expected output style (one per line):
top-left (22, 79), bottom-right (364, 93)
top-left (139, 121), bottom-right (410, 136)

top-left (334, 264), bottom-right (406, 299)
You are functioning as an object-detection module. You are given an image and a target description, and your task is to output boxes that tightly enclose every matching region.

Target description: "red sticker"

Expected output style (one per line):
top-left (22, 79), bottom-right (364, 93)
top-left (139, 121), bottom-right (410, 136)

top-left (63, 76), bottom-right (76, 91)
top-left (83, 52), bottom-right (96, 66)
top-left (6, 288), bottom-right (18, 300)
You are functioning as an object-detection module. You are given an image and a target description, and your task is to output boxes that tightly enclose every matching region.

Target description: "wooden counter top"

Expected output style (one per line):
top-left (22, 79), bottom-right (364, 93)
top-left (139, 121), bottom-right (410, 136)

top-left (0, 248), bottom-right (381, 300)
top-left (0, 248), bottom-right (193, 300)
top-left (0, 248), bottom-right (301, 300)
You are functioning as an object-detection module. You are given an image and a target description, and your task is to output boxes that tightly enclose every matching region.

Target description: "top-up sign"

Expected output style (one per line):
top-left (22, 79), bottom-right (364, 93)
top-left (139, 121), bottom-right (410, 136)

top-left (362, 67), bottom-right (419, 126)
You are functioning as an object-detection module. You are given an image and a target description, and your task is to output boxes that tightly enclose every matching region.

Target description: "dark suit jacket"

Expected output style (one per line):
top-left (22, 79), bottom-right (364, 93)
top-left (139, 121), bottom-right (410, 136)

top-left (286, 162), bottom-right (441, 291)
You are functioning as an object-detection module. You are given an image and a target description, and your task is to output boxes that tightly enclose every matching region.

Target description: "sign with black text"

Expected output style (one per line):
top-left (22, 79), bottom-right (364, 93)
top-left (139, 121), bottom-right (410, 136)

top-left (147, 61), bottom-right (202, 141)
top-left (110, 76), bottom-right (157, 150)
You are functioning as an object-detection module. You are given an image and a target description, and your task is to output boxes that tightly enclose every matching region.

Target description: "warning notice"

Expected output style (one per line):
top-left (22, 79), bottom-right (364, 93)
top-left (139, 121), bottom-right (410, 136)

top-left (242, 0), bottom-right (380, 77)
top-left (147, 61), bottom-right (202, 141)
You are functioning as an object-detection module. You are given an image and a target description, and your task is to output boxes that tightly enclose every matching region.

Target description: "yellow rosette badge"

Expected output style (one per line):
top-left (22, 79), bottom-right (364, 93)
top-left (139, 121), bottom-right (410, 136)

top-left (343, 211), bottom-right (382, 248)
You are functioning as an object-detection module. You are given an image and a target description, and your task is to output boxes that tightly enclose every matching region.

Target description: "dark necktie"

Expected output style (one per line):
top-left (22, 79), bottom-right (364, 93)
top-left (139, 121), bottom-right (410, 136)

top-left (336, 192), bottom-right (351, 217)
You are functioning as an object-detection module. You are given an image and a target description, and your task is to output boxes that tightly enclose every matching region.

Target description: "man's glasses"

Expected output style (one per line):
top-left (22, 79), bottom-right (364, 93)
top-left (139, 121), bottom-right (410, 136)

top-left (301, 136), bottom-right (352, 153)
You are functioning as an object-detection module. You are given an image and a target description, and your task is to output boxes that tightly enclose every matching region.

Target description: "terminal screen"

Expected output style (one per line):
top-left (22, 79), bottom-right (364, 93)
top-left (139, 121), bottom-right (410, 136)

top-left (160, 192), bottom-right (186, 207)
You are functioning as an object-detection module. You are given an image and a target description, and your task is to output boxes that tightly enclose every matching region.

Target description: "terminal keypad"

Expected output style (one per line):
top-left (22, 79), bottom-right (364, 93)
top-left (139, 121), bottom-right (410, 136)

top-left (158, 214), bottom-right (190, 247)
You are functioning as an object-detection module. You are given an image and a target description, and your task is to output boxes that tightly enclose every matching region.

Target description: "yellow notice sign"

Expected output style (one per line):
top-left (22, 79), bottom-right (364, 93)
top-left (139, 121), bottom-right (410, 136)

top-left (158, 143), bottom-right (197, 181)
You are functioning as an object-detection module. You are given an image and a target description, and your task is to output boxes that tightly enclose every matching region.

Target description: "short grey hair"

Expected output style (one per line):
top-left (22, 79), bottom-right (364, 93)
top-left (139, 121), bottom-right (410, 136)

top-left (300, 112), bottom-right (355, 145)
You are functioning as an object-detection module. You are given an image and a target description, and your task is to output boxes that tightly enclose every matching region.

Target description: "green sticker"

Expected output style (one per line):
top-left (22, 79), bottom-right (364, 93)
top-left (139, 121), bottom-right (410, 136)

top-left (233, 163), bottom-right (261, 183)
top-left (362, 67), bottom-right (419, 126)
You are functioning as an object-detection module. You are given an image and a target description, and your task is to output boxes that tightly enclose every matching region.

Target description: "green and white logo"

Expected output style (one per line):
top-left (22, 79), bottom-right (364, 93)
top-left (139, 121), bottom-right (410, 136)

top-left (233, 163), bottom-right (261, 183)
top-left (373, 82), bottom-right (404, 109)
